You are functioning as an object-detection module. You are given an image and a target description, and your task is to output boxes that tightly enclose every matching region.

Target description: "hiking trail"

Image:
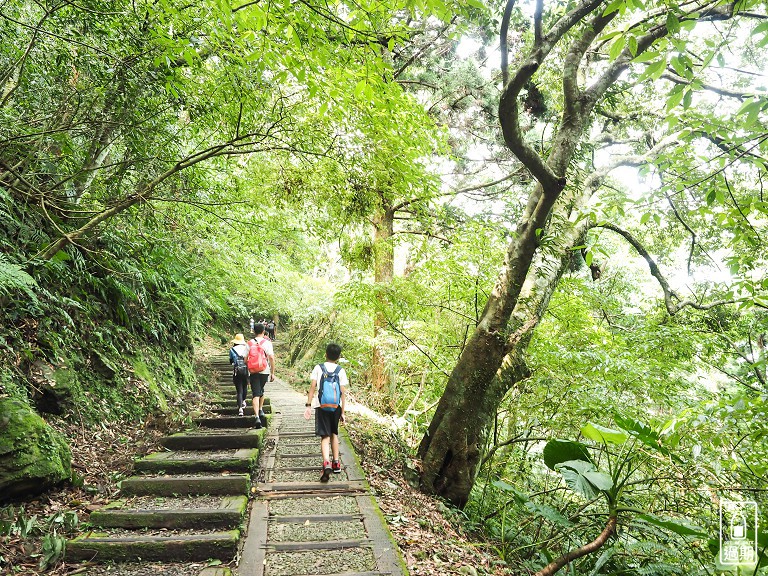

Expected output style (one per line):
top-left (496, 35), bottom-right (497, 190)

top-left (66, 353), bottom-right (407, 576)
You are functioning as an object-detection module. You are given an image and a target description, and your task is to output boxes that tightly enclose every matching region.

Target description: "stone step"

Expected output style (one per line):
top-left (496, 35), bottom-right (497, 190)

top-left (213, 390), bottom-right (274, 402)
top-left (212, 388), bottom-right (273, 403)
top-left (211, 404), bottom-right (272, 415)
top-left (212, 406), bottom-right (255, 416)
top-left (135, 449), bottom-right (259, 474)
top-left (270, 514), bottom-right (362, 523)
top-left (66, 530), bottom-right (239, 562)
top-left (160, 429), bottom-right (264, 451)
top-left (267, 538), bottom-right (371, 551)
top-left (261, 549), bottom-right (380, 575)
top-left (258, 480), bottom-right (368, 494)
top-left (62, 562), bottom-right (233, 576)
top-left (120, 474), bottom-right (250, 496)
top-left (194, 416), bottom-right (261, 429)
top-left (89, 496), bottom-right (248, 529)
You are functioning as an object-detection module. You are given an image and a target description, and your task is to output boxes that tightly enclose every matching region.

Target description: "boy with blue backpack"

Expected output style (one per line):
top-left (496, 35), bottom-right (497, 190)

top-left (304, 343), bottom-right (348, 482)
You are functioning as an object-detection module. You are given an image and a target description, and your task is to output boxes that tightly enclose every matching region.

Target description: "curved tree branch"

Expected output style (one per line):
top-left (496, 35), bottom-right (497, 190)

top-left (534, 516), bottom-right (617, 576)
top-left (499, 0), bottom-right (518, 88)
top-left (595, 223), bottom-right (742, 315)
top-left (661, 71), bottom-right (754, 100)
top-left (499, 0), bottom-right (604, 191)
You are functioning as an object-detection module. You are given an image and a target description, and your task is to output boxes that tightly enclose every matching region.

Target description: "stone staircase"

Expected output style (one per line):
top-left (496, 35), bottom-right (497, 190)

top-left (66, 353), bottom-right (408, 576)
top-left (66, 356), bottom-right (270, 574)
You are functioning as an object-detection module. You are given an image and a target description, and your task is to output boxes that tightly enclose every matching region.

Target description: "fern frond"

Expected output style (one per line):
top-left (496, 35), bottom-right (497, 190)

top-left (0, 255), bottom-right (38, 298)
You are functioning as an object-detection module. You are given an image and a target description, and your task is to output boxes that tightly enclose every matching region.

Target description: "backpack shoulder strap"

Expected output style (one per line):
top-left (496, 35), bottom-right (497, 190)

top-left (332, 365), bottom-right (342, 376)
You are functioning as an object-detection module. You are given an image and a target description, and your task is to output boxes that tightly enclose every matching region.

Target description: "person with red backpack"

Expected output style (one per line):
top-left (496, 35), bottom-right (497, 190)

top-left (246, 323), bottom-right (275, 426)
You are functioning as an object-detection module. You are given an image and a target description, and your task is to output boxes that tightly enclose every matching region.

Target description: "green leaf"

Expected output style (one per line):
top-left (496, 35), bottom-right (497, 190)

top-left (609, 36), bottom-right (626, 61)
top-left (589, 548), bottom-right (617, 576)
top-left (524, 501), bottom-right (573, 527)
top-left (666, 13), bottom-right (680, 34)
top-left (555, 460), bottom-right (613, 498)
top-left (717, 52), bottom-right (725, 67)
top-left (632, 51), bottom-right (659, 64)
top-left (492, 479), bottom-right (516, 492)
top-left (354, 79), bottom-right (367, 99)
top-left (637, 513), bottom-right (707, 537)
top-left (627, 36), bottom-right (638, 56)
top-left (735, 97), bottom-right (759, 116)
top-left (250, 5), bottom-right (267, 31)
top-left (614, 415), bottom-right (677, 460)
top-left (603, 0), bottom-right (625, 16)
top-left (682, 88), bottom-right (693, 109)
top-left (646, 59), bottom-right (667, 80)
top-left (666, 87), bottom-right (684, 111)
top-left (582, 422), bottom-right (628, 444)
top-left (542, 439), bottom-right (593, 470)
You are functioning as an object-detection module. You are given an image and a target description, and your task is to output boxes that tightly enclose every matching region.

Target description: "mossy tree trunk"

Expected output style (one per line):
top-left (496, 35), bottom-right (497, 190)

top-left (371, 202), bottom-right (395, 403)
top-left (418, 0), bottom-right (652, 505)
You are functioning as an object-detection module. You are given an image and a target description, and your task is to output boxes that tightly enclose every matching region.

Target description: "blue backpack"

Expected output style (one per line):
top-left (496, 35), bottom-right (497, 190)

top-left (230, 347), bottom-right (247, 378)
top-left (317, 364), bottom-right (342, 412)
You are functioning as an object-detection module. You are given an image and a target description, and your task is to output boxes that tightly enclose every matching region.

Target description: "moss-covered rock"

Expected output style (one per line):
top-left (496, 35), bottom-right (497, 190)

top-left (30, 361), bottom-right (75, 415)
top-left (0, 398), bottom-right (71, 501)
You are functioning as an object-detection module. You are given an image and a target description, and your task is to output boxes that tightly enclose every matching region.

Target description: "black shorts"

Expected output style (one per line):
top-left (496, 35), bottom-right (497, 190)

top-left (314, 407), bottom-right (341, 437)
top-left (249, 372), bottom-right (269, 397)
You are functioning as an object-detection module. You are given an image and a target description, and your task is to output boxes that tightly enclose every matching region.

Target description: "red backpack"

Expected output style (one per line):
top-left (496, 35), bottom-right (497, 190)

top-left (247, 339), bottom-right (268, 372)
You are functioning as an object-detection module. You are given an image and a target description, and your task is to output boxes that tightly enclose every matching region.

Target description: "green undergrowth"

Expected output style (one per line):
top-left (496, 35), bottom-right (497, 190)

top-left (343, 411), bottom-right (516, 575)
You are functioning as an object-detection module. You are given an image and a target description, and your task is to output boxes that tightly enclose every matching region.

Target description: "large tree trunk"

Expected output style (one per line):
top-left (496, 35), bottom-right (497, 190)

top-left (371, 204), bottom-right (394, 400)
top-left (418, 171), bottom-right (594, 504)
top-left (417, 221), bottom-right (580, 504)
top-left (417, 0), bottom-right (626, 505)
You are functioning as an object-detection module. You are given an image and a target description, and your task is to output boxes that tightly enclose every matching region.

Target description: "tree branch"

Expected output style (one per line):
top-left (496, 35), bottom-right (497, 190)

top-left (661, 71), bottom-right (754, 100)
top-left (499, 0), bottom-right (604, 191)
top-left (595, 223), bottom-right (742, 315)
top-left (534, 516), bottom-right (617, 576)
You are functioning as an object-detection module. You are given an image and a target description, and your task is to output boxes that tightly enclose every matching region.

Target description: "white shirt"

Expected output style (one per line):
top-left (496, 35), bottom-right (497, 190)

top-left (310, 362), bottom-right (348, 408)
top-left (248, 336), bottom-right (274, 374)
top-left (232, 343), bottom-right (248, 359)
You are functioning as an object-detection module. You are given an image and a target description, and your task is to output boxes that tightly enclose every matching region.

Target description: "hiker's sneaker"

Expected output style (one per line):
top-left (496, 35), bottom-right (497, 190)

top-left (258, 409), bottom-right (266, 419)
top-left (238, 408), bottom-right (244, 416)
top-left (241, 400), bottom-right (247, 408)
top-left (332, 460), bottom-right (341, 474)
top-left (253, 418), bottom-right (262, 429)
top-left (320, 461), bottom-right (332, 483)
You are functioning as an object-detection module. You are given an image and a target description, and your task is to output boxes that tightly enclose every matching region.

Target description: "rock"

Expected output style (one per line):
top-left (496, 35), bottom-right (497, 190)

top-left (30, 361), bottom-right (74, 415)
top-left (459, 566), bottom-right (478, 576)
top-left (0, 398), bottom-right (71, 501)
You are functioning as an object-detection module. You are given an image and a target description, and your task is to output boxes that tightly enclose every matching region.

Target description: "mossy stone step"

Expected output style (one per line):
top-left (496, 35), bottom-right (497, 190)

top-left (213, 388), bottom-right (273, 404)
top-left (211, 404), bottom-right (272, 415)
top-left (66, 530), bottom-right (239, 562)
top-left (213, 406), bottom-right (256, 416)
top-left (68, 561), bottom-right (233, 576)
top-left (120, 474), bottom-right (250, 496)
top-left (160, 428), bottom-right (264, 450)
top-left (89, 496), bottom-right (248, 529)
top-left (195, 416), bottom-right (260, 429)
top-left (135, 448), bottom-right (259, 474)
